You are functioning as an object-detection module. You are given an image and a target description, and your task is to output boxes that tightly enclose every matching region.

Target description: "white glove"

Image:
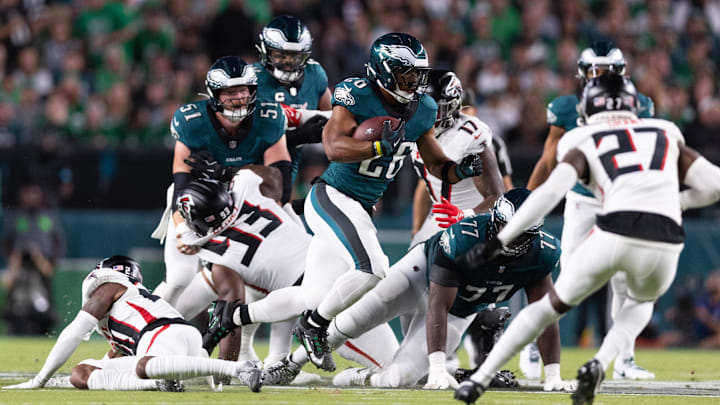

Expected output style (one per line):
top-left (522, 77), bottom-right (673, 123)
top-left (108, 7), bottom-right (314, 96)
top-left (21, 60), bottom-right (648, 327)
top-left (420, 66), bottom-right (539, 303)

top-left (3, 377), bottom-right (44, 389)
top-left (423, 352), bottom-right (459, 390)
top-left (542, 363), bottom-right (577, 392)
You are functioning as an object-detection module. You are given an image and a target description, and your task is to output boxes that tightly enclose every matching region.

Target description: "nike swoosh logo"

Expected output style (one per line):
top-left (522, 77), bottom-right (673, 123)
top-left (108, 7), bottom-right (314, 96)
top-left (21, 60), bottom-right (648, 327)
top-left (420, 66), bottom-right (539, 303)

top-left (174, 117), bottom-right (179, 126)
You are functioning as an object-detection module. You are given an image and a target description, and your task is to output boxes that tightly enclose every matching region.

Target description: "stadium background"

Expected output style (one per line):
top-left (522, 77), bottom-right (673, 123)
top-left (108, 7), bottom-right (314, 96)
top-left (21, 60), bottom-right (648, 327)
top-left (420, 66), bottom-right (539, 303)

top-left (1, 0), bottom-right (719, 347)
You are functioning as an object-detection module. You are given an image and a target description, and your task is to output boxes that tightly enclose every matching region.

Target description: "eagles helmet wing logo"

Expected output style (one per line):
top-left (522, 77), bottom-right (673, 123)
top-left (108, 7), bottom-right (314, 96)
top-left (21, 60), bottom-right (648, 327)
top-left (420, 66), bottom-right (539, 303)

top-left (378, 44), bottom-right (427, 67)
top-left (334, 84), bottom-right (355, 106)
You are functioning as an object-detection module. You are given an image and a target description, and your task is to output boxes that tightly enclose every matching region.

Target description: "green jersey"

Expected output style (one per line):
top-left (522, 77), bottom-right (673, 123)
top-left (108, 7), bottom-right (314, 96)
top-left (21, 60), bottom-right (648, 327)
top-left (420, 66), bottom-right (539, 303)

top-left (425, 214), bottom-right (561, 318)
top-left (253, 60), bottom-right (328, 181)
top-left (321, 78), bottom-right (438, 209)
top-left (547, 92), bottom-right (654, 196)
top-left (170, 99), bottom-right (285, 167)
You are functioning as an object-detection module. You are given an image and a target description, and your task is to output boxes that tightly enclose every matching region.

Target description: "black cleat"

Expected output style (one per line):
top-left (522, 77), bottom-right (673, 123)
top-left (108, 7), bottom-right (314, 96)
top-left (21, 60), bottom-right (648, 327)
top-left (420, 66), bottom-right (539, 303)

top-left (454, 380), bottom-right (486, 404)
top-left (156, 379), bottom-right (184, 392)
top-left (572, 359), bottom-right (605, 405)
top-left (489, 369), bottom-right (518, 388)
top-left (293, 311), bottom-right (331, 369)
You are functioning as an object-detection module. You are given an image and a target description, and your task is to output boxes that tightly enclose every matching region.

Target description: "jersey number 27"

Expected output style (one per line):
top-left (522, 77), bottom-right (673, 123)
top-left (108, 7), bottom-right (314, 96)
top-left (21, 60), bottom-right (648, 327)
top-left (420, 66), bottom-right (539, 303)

top-left (592, 127), bottom-right (668, 180)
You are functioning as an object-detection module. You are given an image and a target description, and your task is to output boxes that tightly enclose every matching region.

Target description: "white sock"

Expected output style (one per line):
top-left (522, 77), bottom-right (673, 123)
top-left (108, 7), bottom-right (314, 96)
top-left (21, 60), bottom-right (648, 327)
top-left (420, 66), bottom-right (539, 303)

top-left (317, 271), bottom-right (380, 320)
top-left (239, 323), bottom-right (261, 362)
top-left (596, 299), bottom-right (653, 370)
top-left (267, 320), bottom-right (294, 363)
top-left (247, 286), bottom-right (305, 323)
top-left (474, 296), bottom-right (561, 387)
top-left (290, 345), bottom-right (309, 365)
top-left (144, 356), bottom-right (236, 380)
top-left (174, 272), bottom-right (218, 320)
top-left (87, 369), bottom-right (158, 391)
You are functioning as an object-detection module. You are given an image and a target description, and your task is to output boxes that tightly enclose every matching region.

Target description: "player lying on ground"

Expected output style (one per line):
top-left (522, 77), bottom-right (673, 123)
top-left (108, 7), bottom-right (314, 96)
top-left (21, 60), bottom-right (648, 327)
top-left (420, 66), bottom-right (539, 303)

top-left (171, 169), bottom-right (400, 383)
top-left (454, 74), bottom-right (720, 405)
top-left (223, 189), bottom-right (573, 391)
top-left (1, 256), bottom-right (261, 392)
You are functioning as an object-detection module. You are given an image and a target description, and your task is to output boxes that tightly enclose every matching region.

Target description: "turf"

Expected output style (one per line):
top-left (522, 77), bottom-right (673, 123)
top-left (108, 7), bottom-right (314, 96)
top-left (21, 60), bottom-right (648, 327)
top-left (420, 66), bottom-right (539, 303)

top-left (1, 337), bottom-right (719, 404)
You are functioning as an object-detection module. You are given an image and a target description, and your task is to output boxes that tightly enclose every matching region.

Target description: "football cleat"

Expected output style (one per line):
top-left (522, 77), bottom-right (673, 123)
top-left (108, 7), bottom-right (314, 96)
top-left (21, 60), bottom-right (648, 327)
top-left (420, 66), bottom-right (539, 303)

top-left (519, 341), bottom-right (542, 379)
top-left (454, 380), bottom-right (486, 404)
top-left (290, 371), bottom-right (323, 386)
top-left (235, 360), bottom-right (263, 393)
top-left (612, 356), bottom-right (655, 380)
top-left (156, 379), bottom-right (185, 392)
top-left (572, 359), bottom-right (605, 405)
top-left (454, 368), bottom-right (518, 389)
top-left (293, 311), bottom-right (331, 369)
top-left (262, 355), bottom-right (302, 385)
top-left (332, 367), bottom-right (373, 387)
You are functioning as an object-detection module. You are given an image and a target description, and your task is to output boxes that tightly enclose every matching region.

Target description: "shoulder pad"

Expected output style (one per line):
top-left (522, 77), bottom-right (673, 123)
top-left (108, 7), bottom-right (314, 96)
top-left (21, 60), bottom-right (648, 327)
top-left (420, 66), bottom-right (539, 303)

top-left (458, 115), bottom-right (492, 151)
top-left (547, 95), bottom-right (578, 126)
top-left (81, 269), bottom-right (132, 306)
top-left (306, 58), bottom-right (320, 65)
top-left (253, 102), bottom-right (286, 141)
top-left (637, 93), bottom-right (655, 118)
top-left (230, 169), bottom-right (264, 196)
top-left (332, 77), bottom-right (371, 108)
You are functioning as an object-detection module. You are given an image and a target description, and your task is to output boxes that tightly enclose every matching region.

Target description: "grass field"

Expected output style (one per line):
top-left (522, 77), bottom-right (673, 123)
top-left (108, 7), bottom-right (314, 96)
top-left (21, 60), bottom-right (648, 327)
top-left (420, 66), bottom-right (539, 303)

top-left (1, 337), bottom-right (719, 404)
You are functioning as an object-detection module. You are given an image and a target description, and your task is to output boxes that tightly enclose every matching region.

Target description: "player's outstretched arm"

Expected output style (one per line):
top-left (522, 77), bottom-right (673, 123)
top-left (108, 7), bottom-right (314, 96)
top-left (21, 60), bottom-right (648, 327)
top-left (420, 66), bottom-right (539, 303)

top-left (3, 283), bottom-right (123, 389)
top-left (470, 147), bottom-right (504, 212)
top-left (424, 278), bottom-right (460, 390)
top-left (411, 180), bottom-right (432, 236)
top-left (322, 105), bottom-right (375, 162)
top-left (417, 130), bottom-right (481, 185)
top-left (678, 144), bottom-right (720, 210)
top-left (527, 126), bottom-right (565, 190)
top-left (498, 149), bottom-right (587, 245)
top-left (524, 276), bottom-right (574, 391)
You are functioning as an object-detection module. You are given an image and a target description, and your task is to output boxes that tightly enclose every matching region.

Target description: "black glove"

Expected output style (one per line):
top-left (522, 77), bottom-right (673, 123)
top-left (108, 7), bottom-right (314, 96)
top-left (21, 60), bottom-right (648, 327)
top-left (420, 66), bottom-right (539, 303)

top-left (184, 150), bottom-right (232, 181)
top-left (461, 238), bottom-right (503, 267)
top-left (202, 299), bottom-right (241, 355)
top-left (455, 154), bottom-right (483, 179)
top-left (288, 115), bottom-right (328, 148)
top-left (378, 120), bottom-right (405, 156)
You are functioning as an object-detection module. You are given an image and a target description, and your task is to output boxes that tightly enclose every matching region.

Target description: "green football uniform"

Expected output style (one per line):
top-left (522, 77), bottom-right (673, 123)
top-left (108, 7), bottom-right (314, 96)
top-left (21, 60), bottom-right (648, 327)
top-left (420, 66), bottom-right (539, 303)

top-left (170, 99), bottom-right (286, 167)
top-left (254, 60), bottom-right (328, 181)
top-left (425, 214), bottom-right (561, 318)
top-left (320, 77), bottom-right (438, 209)
top-left (547, 92), bottom-right (654, 196)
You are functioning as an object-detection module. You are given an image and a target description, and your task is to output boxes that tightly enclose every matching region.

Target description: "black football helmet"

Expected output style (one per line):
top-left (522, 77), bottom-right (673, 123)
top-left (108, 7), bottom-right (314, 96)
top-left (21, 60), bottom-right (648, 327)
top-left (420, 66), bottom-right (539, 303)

top-left (488, 188), bottom-right (543, 258)
top-left (578, 73), bottom-right (638, 122)
top-left (206, 56), bottom-right (257, 122)
top-left (96, 255), bottom-right (143, 283)
top-left (427, 69), bottom-right (464, 130)
top-left (176, 180), bottom-right (235, 237)
top-left (257, 15), bottom-right (313, 84)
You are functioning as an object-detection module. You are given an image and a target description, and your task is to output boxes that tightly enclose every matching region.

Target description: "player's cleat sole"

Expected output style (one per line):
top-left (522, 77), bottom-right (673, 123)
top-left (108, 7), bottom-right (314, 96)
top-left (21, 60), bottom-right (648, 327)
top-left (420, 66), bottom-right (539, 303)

top-left (235, 360), bottom-right (263, 393)
top-left (612, 356), bottom-right (655, 380)
top-left (156, 379), bottom-right (185, 392)
top-left (454, 380), bottom-right (485, 404)
top-left (572, 359), bottom-right (605, 405)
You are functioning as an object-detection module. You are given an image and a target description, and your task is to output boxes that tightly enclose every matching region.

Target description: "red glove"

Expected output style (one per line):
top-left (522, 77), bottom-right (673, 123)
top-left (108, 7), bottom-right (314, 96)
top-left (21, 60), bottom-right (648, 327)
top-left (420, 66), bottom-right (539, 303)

top-left (432, 197), bottom-right (473, 228)
top-left (281, 104), bottom-right (302, 127)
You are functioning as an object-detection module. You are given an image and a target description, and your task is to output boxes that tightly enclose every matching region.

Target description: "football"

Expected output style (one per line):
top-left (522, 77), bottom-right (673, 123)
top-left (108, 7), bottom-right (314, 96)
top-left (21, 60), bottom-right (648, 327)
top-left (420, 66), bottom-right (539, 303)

top-left (352, 116), bottom-right (401, 142)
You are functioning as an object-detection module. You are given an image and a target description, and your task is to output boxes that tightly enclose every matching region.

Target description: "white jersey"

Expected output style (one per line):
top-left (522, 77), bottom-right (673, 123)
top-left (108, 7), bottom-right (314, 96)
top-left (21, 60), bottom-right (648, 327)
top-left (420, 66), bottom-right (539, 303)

top-left (411, 112), bottom-right (492, 209)
top-left (81, 269), bottom-right (182, 355)
top-left (557, 117), bottom-right (684, 225)
top-left (182, 170), bottom-right (308, 293)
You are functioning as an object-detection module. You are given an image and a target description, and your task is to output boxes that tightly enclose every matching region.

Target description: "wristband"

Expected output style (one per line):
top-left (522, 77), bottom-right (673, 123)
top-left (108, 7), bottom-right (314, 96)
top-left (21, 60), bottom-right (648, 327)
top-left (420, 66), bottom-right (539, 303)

top-left (373, 141), bottom-right (383, 156)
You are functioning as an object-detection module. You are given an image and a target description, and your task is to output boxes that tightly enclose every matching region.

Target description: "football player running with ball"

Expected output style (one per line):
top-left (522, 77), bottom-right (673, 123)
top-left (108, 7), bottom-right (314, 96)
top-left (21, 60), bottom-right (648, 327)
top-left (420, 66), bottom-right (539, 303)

top-left (293, 33), bottom-right (483, 370)
top-left (454, 74), bottom-right (720, 405)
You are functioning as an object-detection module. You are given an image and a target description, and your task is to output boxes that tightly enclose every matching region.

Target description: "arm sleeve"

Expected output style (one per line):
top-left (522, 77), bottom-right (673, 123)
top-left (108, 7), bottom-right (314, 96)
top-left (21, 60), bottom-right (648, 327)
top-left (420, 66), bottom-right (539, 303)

top-left (171, 172), bottom-right (193, 211)
top-left (35, 311), bottom-right (99, 385)
top-left (497, 163), bottom-right (578, 244)
top-left (680, 156), bottom-right (720, 210)
top-left (270, 160), bottom-right (293, 204)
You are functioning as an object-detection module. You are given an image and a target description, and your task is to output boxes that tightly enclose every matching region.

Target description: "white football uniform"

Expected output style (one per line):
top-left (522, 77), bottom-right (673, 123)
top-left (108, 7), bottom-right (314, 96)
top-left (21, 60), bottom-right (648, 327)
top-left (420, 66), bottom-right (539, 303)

top-left (81, 269), bottom-right (200, 357)
top-left (410, 113), bottom-right (493, 246)
top-left (553, 116), bottom-right (685, 307)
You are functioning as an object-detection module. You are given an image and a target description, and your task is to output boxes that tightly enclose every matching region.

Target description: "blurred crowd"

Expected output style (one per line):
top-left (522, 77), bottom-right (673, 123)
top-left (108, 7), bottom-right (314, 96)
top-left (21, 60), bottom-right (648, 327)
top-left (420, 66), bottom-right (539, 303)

top-left (2, 0), bottom-right (720, 208)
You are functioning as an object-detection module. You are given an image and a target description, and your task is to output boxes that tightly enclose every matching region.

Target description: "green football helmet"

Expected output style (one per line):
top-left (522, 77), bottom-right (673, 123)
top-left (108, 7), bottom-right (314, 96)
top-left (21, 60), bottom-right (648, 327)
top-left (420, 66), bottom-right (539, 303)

top-left (257, 15), bottom-right (313, 84)
top-left (206, 56), bottom-right (257, 122)
top-left (366, 32), bottom-right (430, 104)
top-left (577, 40), bottom-right (627, 85)
top-left (488, 188), bottom-right (543, 258)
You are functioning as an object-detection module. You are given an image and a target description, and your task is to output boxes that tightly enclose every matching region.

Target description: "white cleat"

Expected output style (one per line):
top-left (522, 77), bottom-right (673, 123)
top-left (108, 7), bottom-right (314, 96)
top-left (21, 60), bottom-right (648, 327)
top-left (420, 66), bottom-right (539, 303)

top-left (332, 367), bottom-right (373, 387)
top-left (519, 341), bottom-right (542, 379)
top-left (290, 371), bottom-right (323, 385)
top-left (613, 357), bottom-right (655, 380)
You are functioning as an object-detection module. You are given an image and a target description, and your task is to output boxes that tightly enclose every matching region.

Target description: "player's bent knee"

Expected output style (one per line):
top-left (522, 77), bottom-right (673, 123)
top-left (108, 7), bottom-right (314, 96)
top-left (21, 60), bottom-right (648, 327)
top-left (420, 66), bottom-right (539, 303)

top-left (549, 290), bottom-right (572, 314)
top-left (136, 356), bottom-right (154, 379)
top-left (70, 364), bottom-right (98, 389)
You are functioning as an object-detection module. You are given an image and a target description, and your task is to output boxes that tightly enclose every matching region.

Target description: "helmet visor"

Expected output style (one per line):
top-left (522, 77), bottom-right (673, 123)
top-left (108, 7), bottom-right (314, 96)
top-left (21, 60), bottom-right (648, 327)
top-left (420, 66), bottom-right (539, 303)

top-left (268, 49), bottom-right (310, 74)
top-left (392, 66), bottom-right (430, 93)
